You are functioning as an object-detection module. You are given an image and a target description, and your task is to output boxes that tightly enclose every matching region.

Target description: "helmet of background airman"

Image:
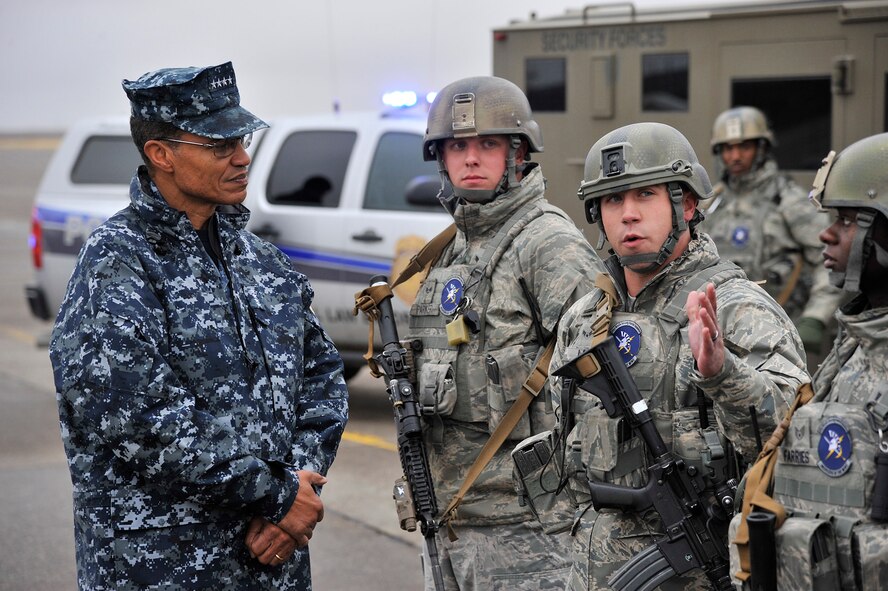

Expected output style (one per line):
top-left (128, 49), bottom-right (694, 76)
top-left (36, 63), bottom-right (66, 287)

top-left (711, 106), bottom-right (774, 177)
top-left (423, 76), bottom-right (542, 203)
top-left (809, 132), bottom-right (888, 293)
top-left (711, 106), bottom-right (775, 150)
top-left (578, 122), bottom-right (711, 269)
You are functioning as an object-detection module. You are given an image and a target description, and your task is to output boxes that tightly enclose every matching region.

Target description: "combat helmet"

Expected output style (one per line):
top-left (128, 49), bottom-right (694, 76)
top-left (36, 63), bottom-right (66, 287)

top-left (424, 76), bottom-right (542, 203)
top-left (711, 106), bottom-right (775, 149)
top-left (808, 132), bottom-right (888, 293)
top-left (711, 106), bottom-right (774, 178)
top-left (578, 122), bottom-right (712, 271)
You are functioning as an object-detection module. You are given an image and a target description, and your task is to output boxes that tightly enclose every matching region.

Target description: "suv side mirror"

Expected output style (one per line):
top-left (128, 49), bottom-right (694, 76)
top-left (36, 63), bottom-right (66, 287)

top-left (405, 175), bottom-right (441, 207)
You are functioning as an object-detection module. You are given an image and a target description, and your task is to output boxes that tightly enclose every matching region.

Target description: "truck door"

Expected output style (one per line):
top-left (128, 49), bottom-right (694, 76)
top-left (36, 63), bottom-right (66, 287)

top-left (718, 38), bottom-right (844, 182)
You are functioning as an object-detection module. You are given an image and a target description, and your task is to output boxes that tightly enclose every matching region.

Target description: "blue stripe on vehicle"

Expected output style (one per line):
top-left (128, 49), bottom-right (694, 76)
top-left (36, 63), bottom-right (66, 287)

top-left (277, 245), bottom-right (391, 273)
top-left (36, 207), bottom-right (394, 284)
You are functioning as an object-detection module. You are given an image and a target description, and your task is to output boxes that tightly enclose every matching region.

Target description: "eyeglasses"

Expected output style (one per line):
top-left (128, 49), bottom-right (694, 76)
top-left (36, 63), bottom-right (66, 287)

top-left (157, 133), bottom-right (253, 158)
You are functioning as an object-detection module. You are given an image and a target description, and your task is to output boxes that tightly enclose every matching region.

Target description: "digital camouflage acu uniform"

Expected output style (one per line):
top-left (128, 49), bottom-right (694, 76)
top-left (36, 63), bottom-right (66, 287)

top-left (410, 75), bottom-right (605, 591)
top-left (549, 122), bottom-right (809, 591)
top-left (728, 133), bottom-right (888, 590)
top-left (705, 158), bottom-right (842, 324)
top-left (705, 107), bottom-right (844, 352)
top-left (50, 62), bottom-right (348, 591)
top-left (554, 236), bottom-right (808, 590)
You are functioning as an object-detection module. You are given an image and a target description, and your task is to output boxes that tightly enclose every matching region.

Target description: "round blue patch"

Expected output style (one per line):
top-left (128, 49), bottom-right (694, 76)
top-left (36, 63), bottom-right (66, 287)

top-left (817, 418), bottom-right (853, 477)
top-left (731, 226), bottom-right (750, 248)
top-left (440, 277), bottom-right (464, 315)
top-left (611, 320), bottom-right (642, 368)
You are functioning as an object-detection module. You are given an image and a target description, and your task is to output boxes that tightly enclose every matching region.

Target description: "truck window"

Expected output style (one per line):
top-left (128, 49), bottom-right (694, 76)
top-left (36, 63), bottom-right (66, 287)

top-left (732, 76), bottom-right (831, 170)
top-left (642, 52), bottom-right (689, 112)
top-left (70, 136), bottom-right (142, 184)
top-left (266, 130), bottom-right (356, 207)
top-left (363, 132), bottom-right (439, 212)
top-left (526, 57), bottom-right (566, 112)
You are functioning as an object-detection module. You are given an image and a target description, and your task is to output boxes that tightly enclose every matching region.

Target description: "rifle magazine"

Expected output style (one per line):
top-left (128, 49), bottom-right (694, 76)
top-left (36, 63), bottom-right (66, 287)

top-left (608, 542), bottom-right (676, 591)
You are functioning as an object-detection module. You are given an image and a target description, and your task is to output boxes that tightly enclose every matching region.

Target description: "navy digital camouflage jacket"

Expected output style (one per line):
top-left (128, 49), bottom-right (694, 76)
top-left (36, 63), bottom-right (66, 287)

top-left (50, 167), bottom-right (348, 590)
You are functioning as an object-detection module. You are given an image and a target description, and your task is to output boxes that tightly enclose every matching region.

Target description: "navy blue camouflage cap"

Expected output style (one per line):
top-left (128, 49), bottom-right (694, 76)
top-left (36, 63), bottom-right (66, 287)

top-left (122, 61), bottom-right (268, 139)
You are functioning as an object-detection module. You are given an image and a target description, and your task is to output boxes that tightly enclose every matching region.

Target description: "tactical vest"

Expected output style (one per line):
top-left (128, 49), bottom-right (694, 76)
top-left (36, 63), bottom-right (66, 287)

top-left (707, 177), bottom-right (804, 307)
top-left (406, 201), bottom-right (569, 442)
top-left (770, 360), bottom-right (888, 589)
top-left (567, 260), bottom-right (745, 500)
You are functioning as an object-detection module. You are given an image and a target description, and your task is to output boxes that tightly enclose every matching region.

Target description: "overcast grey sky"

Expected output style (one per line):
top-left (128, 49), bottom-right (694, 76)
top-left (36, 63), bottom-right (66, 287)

top-left (1, 0), bottom-right (757, 133)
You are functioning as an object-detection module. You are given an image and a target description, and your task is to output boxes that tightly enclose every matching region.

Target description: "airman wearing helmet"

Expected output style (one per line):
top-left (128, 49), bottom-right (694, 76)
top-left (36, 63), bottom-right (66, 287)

top-left (706, 106), bottom-right (844, 361)
top-left (729, 134), bottom-right (888, 590)
top-left (405, 76), bottom-right (604, 591)
top-left (540, 122), bottom-right (808, 590)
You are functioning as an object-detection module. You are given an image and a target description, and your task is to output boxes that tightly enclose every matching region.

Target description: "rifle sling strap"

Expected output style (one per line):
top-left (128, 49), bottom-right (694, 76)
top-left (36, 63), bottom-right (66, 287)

top-left (440, 338), bottom-right (555, 540)
top-left (731, 382), bottom-right (815, 582)
top-left (441, 273), bottom-right (620, 539)
top-left (353, 224), bottom-right (457, 376)
top-left (391, 224), bottom-right (457, 290)
top-left (776, 253), bottom-right (804, 307)
top-left (567, 273), bottom-right (620, 379)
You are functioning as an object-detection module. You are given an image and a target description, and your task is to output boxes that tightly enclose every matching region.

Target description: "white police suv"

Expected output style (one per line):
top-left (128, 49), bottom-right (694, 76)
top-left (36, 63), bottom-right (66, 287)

top-left (26, 112), bottom-right (449, 378)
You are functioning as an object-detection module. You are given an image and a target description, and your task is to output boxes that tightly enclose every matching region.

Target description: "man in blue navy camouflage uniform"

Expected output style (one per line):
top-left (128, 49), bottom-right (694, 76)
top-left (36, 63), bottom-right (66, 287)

top-left (50, 61), bottom-right (348, 590)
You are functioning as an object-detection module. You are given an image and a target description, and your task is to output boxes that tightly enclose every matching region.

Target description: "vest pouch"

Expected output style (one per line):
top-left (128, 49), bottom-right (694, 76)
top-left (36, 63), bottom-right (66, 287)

top-left (573, 409), bottom-right (646, 487)
top-left (511, 430), bottom-right (576, 534)
top-left (727, 511), bottom-right (743, 586)
top-left (851, 521), bottom-right (888, 590)
top-left (671, 408), bottom-right (726, 481)
top-left (417, 362), bottom-right (457, 417)
top-left (775, 516), bottom-right (839, 591)
top-left (486, 344), bottom-right (536, 441)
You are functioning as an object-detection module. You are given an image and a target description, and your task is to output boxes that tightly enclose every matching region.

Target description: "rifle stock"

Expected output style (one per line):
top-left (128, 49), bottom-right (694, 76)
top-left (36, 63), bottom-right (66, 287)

top-left (367, 275), bottom-right (445, 591)
top-left (554, 337), bottom-right (735, 591)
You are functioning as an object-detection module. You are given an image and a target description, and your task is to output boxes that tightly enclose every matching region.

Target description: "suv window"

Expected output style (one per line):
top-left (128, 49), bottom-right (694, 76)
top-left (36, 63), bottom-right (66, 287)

top-left (71, 135), bottom-right (141, 184)
top-left (267, 130), bottom-right (356, 207)
top-left (364, 132), bottom-right (439, 211)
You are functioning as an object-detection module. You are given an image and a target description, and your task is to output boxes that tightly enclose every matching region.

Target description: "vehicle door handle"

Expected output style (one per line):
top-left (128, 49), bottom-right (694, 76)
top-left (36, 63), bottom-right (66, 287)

top-left (351, 229), bottom-right (384, 242)
top-left (253, 223), bottom-right (280, 242)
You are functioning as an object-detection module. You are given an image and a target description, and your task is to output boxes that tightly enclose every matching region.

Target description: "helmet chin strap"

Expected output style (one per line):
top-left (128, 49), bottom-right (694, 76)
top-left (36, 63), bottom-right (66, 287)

top-left (434, 136), bottom-right (523, 206)
top-left (830, 210), bottom-right (875, 293)
top-left (875, 241), bottom-right (888, 267)
top-left (615, 182), bottom-right (687, 274)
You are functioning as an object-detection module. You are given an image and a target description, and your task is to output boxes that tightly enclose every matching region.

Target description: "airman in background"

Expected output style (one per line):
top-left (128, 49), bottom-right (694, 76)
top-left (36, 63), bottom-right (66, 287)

top-left (705, 106), bottom-right (844, 363)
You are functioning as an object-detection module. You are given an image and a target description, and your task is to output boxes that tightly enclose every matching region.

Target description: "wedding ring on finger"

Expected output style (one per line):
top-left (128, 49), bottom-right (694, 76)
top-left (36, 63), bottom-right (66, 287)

top-left (275, 553), bottom-right (284, 561)
top-left (711, 329), bottom-right (720, 343)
